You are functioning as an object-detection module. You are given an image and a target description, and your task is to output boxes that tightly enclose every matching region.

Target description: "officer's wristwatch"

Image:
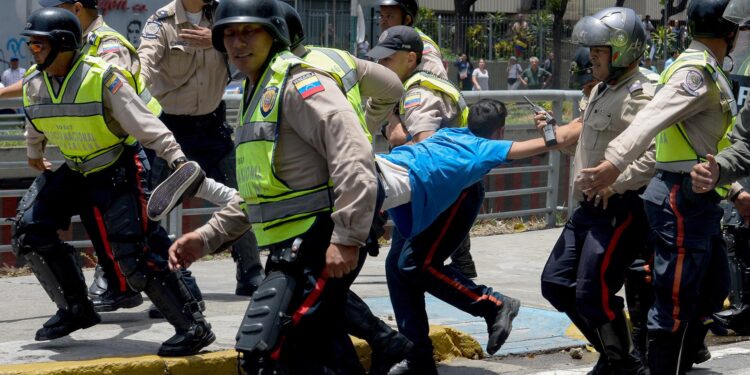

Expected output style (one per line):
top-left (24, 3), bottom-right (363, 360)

top-left (171, 156), bottom-right (188, 170)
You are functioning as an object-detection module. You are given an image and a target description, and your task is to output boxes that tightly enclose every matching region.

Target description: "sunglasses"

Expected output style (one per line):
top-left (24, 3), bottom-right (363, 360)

top-left (27, 41), bottom-right (45, 53)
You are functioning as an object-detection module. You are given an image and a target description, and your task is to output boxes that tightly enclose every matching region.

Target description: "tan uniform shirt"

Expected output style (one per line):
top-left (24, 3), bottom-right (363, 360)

top-left (137, 0), bottom-right (227, 115)
top-left (195, 65), bottom-right (378, 252)
top-left (25, 58), bottom-right (185, 164)
top-left (85, 16), bottom-right (139, 75)
top-left (417, 31), bottom-right (449, 80)
top-left (606, 41), bottom-right (730, 173)
top-left (400, 71), bottom-right (461, 137)
top-left (293, 45), bottom-right (404, 136)
top-left (572, 69), bottom-right (655, 201)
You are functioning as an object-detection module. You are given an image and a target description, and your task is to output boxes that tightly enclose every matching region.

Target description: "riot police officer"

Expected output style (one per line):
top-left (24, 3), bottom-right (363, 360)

top-left (538, 7), bottom-right (654, 374)
top-left (14, 7), bottom-right (214, 356)
top-left (584, 1), bottom-right (740, 373)
top-left (167, 0), bottom-right (378, 372)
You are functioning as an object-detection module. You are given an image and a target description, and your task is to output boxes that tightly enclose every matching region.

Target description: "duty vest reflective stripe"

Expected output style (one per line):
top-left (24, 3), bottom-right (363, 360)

top-left (655, 50), bottom-right (737, 197)
top-left (85, 23), bottom-right (162, 116)
top-left (415, 28), bottom-right (442, 59)
top-left (235, 52), bottom-right (334, 248)
top-left (303, 46), bottom-right (372, 142)
top-left (400, 71), bottom-right (469, 126)
top-left (23, 55), bottom-right (137, 175)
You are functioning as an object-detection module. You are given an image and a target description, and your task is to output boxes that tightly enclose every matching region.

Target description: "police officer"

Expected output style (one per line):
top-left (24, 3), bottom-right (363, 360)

top-left (15, 7), bottom-right (214, 356)
top-left (378, 0), bottom-right (446, 80)
top-left (537, 8), bottom-right (654, 374)
top-left (582, 1), bottom-right (739, 373)
top-left (367, 26), bottom-right (519, 374)
top-left (167, 0), bottom-right (378, 372)
top-left (137, 0), bottom-right (263, 297)
top-left (281, 4), bottom-right (413, 374)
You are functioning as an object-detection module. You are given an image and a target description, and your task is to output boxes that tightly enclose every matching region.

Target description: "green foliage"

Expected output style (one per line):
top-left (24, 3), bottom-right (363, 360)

top-left (494, 40), bottom-right (513, 59)
top-left (467, 24), bottom-right (487, 57)
top-left (650, 25), bottom-right (678, 57)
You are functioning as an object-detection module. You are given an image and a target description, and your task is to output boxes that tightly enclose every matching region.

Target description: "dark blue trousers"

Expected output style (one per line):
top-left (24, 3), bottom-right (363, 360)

top-left (641, 172), bottom-right (729, 333)
top-left (541, 190), bottom-right (648, 327)
top-left (385, 182), bottom-right (510, 357)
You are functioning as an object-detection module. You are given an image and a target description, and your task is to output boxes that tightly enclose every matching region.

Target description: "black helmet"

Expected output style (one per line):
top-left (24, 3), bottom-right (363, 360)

top-left (21, 7), bottom-right (81, 71)
top-left (378, 0), bottom-right (418, 23)
top-left (688, 0), bottom-right (738, 38)
top-left (278, 1), bottom-right (304, 49)
top-left (211, 0), bottom-right (290, 53)
top-left (21, 7), bottom-right (81, 51)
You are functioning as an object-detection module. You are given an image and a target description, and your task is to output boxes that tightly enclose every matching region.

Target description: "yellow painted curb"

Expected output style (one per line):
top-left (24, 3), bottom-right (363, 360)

top-left (0, 325), bottom-right (482, 374)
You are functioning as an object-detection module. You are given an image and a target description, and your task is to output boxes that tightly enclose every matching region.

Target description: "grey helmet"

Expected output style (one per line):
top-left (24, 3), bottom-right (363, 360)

top-left (724, 0), bottom-right (750, 28)
top-left (571, 7), bottom-right (646, 68)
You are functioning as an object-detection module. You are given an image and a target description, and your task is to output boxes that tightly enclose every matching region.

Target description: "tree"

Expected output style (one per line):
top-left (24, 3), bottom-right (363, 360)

top-left (548, 0), bottom-right (569, 89)
top-left (615, 0), bottom-right (626, 6)
top-left (453, 0), bottom-right (477, 55)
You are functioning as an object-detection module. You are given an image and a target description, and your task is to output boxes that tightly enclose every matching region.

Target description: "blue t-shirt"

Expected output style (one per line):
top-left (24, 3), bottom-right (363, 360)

top-left (380, 128), bottom-right (513, 238)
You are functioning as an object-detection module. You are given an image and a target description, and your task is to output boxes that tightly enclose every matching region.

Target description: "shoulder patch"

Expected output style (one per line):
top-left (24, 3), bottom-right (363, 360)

top-left (87, 33), bottom-right (98, 46)
top-left (105, 73), bottom-right (123, 94)
top-left (292, 72), bottom-right (325, 99)
top-left (682, 70), bottom-right (704, 96)
top-left (99, 39), bottom-right (123, 54)
top-left (628, 81), bottom-right (643, 94)
top-left (403, 92), bottom-right (422, 109)
top-left (142, 21), bottom-right (162, 40)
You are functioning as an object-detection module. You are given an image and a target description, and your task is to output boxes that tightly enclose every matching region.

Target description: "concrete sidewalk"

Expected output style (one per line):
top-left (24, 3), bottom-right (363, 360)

top-left (0, 228), bottom-right (586, 373)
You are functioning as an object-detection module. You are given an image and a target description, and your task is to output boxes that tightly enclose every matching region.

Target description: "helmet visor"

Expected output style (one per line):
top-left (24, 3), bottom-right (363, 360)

top-left (724, 0), bottom-right (750, 26)
top-left (572, 16), bottom-right (613, 47)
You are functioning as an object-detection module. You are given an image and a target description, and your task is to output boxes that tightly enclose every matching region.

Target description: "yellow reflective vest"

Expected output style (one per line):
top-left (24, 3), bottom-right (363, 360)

top-left (23, 55), bottom-right (137, 175)
top-left (235, 52), bottom-right (338, 248)
top-left (400, 71), bottom-right (469, 126)
top-left (84, 23), bottom-right (162, 116)
top-left (655, 50), bottom-right (737, 196)
top-left (302, 46), bottom-right (372, 142)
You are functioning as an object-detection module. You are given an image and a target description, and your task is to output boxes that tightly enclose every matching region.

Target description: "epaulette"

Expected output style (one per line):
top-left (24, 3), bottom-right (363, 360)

top-left (628, 81), bottom-right (643, 94)
top-left (155, 8), bottom-right (174, 21)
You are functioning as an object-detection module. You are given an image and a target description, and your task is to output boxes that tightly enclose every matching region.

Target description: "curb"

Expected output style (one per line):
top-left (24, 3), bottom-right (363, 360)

top-left (0, 326), bottom-right (482, 375)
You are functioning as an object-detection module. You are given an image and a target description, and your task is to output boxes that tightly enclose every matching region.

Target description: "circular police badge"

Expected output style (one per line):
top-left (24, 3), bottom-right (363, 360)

top-left (682, 70), bottom-right (704, 96)
top-left (261, 86), bottom-right (278, 117)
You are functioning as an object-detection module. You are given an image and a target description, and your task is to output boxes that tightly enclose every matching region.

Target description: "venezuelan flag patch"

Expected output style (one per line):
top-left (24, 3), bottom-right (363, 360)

top-left (99, 40), bottom-right (122, 54)
top-left (293, 72), bottom-right (325, 99)
top-left (404, 93), bottom-right (421, 109)
top-left (105, 74), bottom-right (123, 94)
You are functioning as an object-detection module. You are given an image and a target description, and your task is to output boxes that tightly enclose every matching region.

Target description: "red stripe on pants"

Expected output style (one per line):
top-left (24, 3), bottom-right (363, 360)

top-left (93, 207), bottom-right (128, 292)
top-left (600, 213), bottom-right (633, 321)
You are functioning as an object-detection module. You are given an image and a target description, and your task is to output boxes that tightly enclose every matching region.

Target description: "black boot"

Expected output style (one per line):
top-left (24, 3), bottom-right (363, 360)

top-left (485, 294), bottom-right (521, 354)
top-left (88, 264), bottom-right (108, 297)
top-left (387, 353), bottom-right (438, 375)
top-left (92, 288), bottom-right (143, 312)
top-left (678, 320), bottom-right (711, 373)
top-left (148, 269), bottom-right (205, 319)
top-left (24, 245), bottom-right (101, 341)
top-left (232, 232), bottom-right (264, 297)
top-left (593, 314), bottom-right (646, 374)
top-left (564, 312), bottom-right (610, 375)
top-left (648, 326), bottom-right (687, 375)
top-left (449, 236), bottom-right (477, 279)
top-left (345, 292), bottom-right (414, 375)
top-left (145, 270), bottom-right (215, 356)
top-left (36, 301), bottom-right (101, 341)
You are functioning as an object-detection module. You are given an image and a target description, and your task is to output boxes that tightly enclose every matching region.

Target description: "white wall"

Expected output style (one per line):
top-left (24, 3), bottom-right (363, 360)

top-left (0, 0), bottom-right (168, 72)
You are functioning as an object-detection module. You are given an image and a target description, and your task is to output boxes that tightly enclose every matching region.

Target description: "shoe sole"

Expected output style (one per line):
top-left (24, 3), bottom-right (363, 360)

top-left (157, 330), bottom-right (216, 357)
top-left (148, 161), bottom-right (202, 222)
top-left (93, 294), bottom-right (144, 312)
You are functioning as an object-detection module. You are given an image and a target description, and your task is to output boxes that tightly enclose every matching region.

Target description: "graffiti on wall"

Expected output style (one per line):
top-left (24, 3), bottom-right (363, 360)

top-left (6, 37), bottom-right (27, 60)
top-left (127, 20), bottom-right (142, 47)
top-left (98, 0), bottom-right (149, 16)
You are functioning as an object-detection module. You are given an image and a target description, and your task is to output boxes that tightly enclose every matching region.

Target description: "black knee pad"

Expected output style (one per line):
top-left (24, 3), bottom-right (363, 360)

top-left (110, 242), bottom-right (149, 291)
top-left (236, 270), bottom-right (296, 370)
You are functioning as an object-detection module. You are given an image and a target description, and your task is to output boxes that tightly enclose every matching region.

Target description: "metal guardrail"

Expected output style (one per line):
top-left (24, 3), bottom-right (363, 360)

top-left (0, 90), bottom-right (582, 253)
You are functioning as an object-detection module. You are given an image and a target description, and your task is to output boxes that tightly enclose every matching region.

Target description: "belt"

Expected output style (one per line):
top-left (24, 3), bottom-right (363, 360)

top-left (161, 101), bottom-right (225, 122)
top-left (654, 169), bottom-right (688, 184)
